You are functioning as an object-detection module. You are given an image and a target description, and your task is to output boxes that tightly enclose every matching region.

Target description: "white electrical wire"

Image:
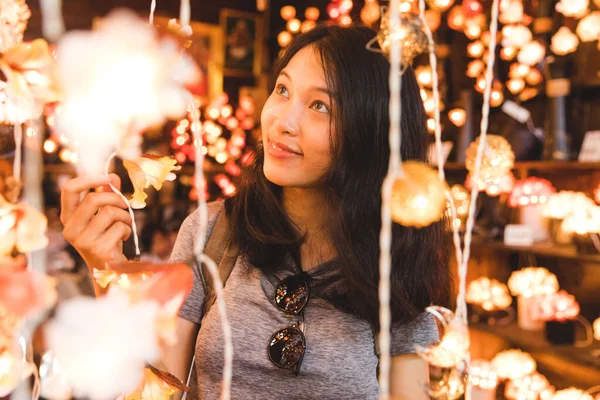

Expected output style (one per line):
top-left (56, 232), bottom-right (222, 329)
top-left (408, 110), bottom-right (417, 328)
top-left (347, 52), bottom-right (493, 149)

top-left (189, 101), bottom-right (233, 400)
top-left (149, 0), bottom-right (157, 24)
top-left (417, 0), bottom-right (464, 271)
top-left (39, 0), bottom-right (65, 42)
top-left (378, 1), bottom-right (403, 398)
top-left (458, 0), bottom-right (501, 326)
top-left (180, 0), bottom-right (191, 28)
top-left (104, 151), bottom-right (141, 260)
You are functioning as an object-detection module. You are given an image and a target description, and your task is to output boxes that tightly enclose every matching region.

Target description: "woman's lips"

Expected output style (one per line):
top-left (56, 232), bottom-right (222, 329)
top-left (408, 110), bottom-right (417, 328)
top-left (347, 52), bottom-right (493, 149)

top-left (267, 139), bottom-right (303, 158)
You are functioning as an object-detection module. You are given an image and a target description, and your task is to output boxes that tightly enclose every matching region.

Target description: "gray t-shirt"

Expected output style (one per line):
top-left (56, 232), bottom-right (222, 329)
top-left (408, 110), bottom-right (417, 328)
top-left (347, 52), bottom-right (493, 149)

top-left (173, 202), bottom-right (438, 400)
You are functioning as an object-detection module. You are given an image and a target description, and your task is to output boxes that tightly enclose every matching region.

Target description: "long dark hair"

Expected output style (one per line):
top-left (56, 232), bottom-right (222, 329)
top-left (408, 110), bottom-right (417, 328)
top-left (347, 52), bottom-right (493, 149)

top-left (225, 24), bottom-right (451, 328)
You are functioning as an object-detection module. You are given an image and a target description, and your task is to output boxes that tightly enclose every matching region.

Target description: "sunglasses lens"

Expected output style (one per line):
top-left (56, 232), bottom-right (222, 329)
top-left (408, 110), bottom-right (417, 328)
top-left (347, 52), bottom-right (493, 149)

top-left (275, 274), bottom-right (309, 314)
top-left (268, 326), bottom-right (306, 369)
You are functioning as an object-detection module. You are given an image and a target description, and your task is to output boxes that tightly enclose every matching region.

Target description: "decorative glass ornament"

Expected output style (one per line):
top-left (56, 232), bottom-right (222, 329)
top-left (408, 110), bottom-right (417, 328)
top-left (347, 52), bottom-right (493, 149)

top-left (367, 8), bottom-right (428, 71)
top-left (465, 134), bottom-right (515, 183)
top-left (551, 27), bottom-right (580, 56)
top-left (501, 24), bottom-right (532, 48)
top-left (467, 277), bottom-right (512, 312)
top-left (517, 40), bottom-right (545, 66)
top-left (492, 349), bottom-right (537, 381)
top-left (555, 0), bottom-right (589, 19)
top-left (505, 372), bottom-right (554, 400)
top-left (391, 161), bottom-right (448, 228)
top-left (576, 12), bottom-right (600, 43)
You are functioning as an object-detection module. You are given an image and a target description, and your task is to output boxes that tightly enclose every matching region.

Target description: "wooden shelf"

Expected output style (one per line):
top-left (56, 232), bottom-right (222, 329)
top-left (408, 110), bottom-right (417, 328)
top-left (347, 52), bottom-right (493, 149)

top-left (470, 240), bottom-right (600, 264)
top-left (471, 321), bottom-right (600, 388)
top-left (444, 161), bottom-right (600, 172)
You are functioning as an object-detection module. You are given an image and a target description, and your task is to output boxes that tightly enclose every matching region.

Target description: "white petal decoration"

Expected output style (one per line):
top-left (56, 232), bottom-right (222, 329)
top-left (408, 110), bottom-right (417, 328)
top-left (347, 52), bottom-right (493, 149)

top-left (45, 290), bottom-right (159, 400)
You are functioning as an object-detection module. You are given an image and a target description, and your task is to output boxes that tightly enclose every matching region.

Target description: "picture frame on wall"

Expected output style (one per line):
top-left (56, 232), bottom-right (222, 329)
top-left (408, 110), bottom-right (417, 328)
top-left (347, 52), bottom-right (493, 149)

top-left (154, 16), bottom-right (224, 103)
top-left (219, 8), bottom-right (263, 77)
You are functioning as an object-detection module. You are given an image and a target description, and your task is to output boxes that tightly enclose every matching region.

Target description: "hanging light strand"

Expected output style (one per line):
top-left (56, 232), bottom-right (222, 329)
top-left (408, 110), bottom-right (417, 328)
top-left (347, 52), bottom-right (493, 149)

top-left (378, 0), bottom-right (403, 398)
top-left (39, 0), bottom-right (65, 42)
top-left (458, 0), bottom-right (501, 325)
top-left (418, 0), bottom-right (464, 271)
top-left (149, 0), bottom-right (157, 24)
top-left (189, 100), bottom-right (233, 400)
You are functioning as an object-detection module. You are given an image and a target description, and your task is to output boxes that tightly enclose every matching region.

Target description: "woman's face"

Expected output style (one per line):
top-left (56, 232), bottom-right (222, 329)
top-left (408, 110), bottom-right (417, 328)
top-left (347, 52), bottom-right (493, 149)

top-left (261, 46), bottom-right (334, 188)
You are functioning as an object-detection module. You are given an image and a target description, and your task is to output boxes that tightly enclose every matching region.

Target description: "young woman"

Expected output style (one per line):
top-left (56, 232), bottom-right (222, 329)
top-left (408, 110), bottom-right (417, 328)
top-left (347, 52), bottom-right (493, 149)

top-left (61, 25), bottom-right (450, 399)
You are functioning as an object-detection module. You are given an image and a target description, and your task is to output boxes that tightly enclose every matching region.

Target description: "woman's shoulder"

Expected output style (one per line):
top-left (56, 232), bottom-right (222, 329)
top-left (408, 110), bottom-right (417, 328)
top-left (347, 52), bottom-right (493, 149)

top-left (180, 201), bottom-right (225, 234)
top-left (170, 201), bottom-right (225, 263)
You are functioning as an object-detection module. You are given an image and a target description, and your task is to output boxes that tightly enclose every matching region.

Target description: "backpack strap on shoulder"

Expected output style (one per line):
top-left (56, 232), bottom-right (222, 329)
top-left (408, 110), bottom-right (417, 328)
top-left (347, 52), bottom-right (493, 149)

top-left (201, 206), bottom-right (239, 317)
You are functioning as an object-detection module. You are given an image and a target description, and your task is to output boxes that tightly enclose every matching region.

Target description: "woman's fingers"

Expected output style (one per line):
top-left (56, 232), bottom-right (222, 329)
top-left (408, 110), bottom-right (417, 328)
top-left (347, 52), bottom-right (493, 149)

top-left (60, 175), bottom-right (112, 224)
top-left (77, 206), bottom-right (132, 246)
top-left (62, 193), bottom-right (128, 243)
top-left (94, 222), bottom-right (132, 262)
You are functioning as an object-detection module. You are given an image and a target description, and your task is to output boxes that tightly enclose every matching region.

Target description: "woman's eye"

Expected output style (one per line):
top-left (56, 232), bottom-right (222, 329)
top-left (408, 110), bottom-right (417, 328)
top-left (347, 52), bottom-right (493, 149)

top-left (310, 101), bottom-right (330, 114)
top-left (275, 84), bottom-right (289, 97)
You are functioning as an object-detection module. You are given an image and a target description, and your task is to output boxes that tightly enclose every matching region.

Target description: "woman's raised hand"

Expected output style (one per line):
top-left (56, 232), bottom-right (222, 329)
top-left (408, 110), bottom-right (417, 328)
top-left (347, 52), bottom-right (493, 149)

top-left (61, 174), bottom-right (131, 269)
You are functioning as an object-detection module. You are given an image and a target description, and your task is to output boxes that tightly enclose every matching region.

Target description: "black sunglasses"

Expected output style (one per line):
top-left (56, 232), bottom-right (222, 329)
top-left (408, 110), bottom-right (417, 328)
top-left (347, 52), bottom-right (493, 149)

top-left (267, 273), bottom-right (310, 375)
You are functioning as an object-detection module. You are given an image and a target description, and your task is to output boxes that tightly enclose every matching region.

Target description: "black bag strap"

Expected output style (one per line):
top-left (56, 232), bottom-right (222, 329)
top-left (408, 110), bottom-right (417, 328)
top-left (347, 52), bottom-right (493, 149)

top-left (201, 206), bottom-right (239, 317)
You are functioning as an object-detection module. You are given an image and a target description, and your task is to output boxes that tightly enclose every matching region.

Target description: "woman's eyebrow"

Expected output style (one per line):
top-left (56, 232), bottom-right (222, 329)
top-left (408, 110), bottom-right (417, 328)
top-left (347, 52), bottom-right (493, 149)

top-left (280, 70), bottom-right (334, 97)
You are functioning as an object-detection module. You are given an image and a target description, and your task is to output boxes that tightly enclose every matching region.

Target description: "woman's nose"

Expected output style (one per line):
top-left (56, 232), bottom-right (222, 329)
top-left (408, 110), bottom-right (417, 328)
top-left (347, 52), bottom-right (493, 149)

top-left (274, 101), bottom-right (301, 136)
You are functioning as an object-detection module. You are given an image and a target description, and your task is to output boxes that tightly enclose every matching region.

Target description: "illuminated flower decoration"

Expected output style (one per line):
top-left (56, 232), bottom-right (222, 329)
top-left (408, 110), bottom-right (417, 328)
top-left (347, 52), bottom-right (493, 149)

top-left (505, 372), bottom-right (554, 400)
top-left (507, 267), bottom-right (559, 298)
top-left (507, 177), bottom-right (555, 208)
top-left (0, 39), bottom-right (61, 124)
top-left (466, 171), bottom-right (515, 197)
top-left (0, 0), bottom-right (31, 52)
top-left (551, 27), bottom-right (580, 56)
top-left (465, 135), bottom-right (515, 184)
top-left (93, 262), bottom-right (193, 346)
top-left (517, 41), bottom-right (546, 66)
top-left (391, 161), bottom-right (448, 228)
top-left (491, 349), bottom-right (537, 380)
top-left (40, 352), bottom-right (72, 400)
top-left (561, 205), bottom-right (600, 235)
top-left (0, 257), bottom-right (57, 317)
top-left (416, 307), bottom-right (470, 368)
top-left (552, 388), bottom-right (594, 400)
top-left (45, 290), bottom-right (160, 400)
top-left (0, 196), bottom-right (49, 256)
top-left (123, 154), bottom-right (181, 209)
top-left (500, 0), bottom-right (524, 25)
top-left (542, 191), bottom-right (595, 219)
top-left (120, 366), bottom-right (187, 400)
top-left (531, 290), bottom-right (580, 322)
top-left (502, 24), bottom-right (532, 48)
top-left (367, 7), bottom-right (428, 71)
top-left (576, 12), bottom-right (600, 43)
top-left (555, 0), bottom-right (589, 19)
top-left (55, 9), bottom-right (201, 175)
top-left (594, 317), bottom-right (600, 340)
top-left (0, 335), bottom-right (36, 397)
top-left (467, 277), bottom-right (512, 312)
top-left (469, 360), bottom-right (498, 391)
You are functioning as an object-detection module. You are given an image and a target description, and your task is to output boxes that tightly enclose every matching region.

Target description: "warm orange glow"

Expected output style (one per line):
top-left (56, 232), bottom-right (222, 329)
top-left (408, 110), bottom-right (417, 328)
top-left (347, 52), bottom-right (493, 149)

top-left (448, 108), bottom-right (466, 127)
top-left (286, 18), bottom-right (301, 33)
top-left (277, 31), bottom-right (293, 47)
top-left (305, 7), bottom-right (320, 21)
top-left (280, 5), bottom-right (296, 21)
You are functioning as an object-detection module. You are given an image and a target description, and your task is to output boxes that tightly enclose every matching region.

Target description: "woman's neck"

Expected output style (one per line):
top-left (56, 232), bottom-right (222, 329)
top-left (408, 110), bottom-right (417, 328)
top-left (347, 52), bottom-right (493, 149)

top-left (282, 187), bottom-right (336, 271)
